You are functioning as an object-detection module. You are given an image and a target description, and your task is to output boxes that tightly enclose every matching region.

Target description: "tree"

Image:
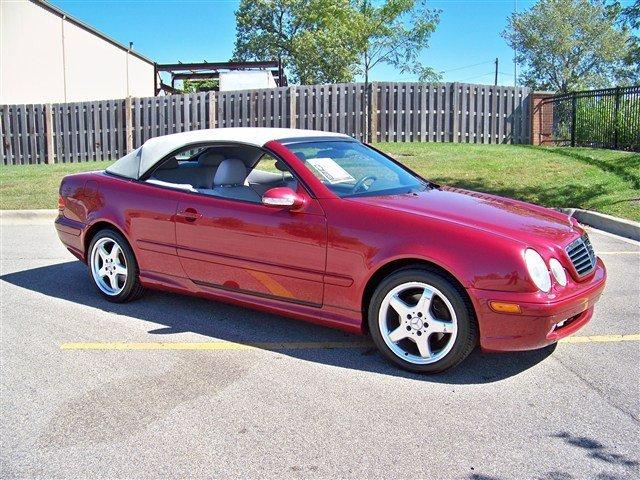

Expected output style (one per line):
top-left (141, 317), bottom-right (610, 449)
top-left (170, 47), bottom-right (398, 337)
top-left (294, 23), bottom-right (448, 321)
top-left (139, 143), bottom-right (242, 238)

top-left (233, 0), bottom-right (440, 86)
top-left (233, 0), bottom-right (360, 84)
top-left (618, 0), bottom-right (639, 28)
top-left (502, 0), bottom-right (633, 92)
top-left (351, 0), bottom-right (441, 86)
top-left (611, 0), bottom-right (640, 84)
top-left (182, 79), bottom-right (219, 93)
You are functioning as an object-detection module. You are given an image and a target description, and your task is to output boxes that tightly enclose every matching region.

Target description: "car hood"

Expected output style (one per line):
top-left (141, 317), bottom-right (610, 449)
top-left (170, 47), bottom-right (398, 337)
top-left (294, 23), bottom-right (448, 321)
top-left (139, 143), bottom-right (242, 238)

top-left (350, 186), bottom-right (578, 245)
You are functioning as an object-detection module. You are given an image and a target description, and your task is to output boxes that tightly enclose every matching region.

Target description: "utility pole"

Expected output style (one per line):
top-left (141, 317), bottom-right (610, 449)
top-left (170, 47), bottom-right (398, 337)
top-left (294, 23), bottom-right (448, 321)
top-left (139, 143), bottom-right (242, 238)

top-left (494, 58), bottom-right (498, 86)
top-left (126, 42), bottom-right (133, 98)
top-left (513, 0), bottom-right (518, 87)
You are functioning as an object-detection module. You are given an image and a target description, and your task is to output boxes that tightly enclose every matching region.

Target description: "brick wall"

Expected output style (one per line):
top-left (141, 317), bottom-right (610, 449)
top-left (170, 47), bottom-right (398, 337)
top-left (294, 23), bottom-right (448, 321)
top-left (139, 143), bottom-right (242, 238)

top-left (530, 91), bottom-right (555, 146)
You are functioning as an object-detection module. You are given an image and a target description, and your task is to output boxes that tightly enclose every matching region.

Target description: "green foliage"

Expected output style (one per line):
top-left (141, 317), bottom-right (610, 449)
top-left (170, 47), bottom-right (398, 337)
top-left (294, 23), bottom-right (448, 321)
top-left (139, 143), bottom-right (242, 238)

top-left (614, 0), bottom-right (640, 85)
top-left (232, 0), bottom-right (440, 85)
top-left (550, 92), bottom-right (640, 151)
top-left (502, 0), bottom-right (633, 92)
top-left (182, 79), bottom-right (219, 93)
top-left (232, 0), bottom-right (359, 84)
top-left (574, 96), bottom-right (640, 150)
top-left (350, 0), bottom-right (441, 84)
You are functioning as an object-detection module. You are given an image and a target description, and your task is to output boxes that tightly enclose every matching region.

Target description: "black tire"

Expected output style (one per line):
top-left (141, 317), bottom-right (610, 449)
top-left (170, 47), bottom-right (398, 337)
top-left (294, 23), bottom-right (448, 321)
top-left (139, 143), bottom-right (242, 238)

top-left (87, 228), bottom-right (145, 303)
top-left (368, 267), bottom-right (478, 373)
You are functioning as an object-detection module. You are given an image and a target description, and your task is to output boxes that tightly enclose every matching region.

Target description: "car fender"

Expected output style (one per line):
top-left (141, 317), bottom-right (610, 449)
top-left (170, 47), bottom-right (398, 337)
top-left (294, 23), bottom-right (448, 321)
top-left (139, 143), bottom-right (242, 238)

top-left (360, 213), bottom-right (533, 295)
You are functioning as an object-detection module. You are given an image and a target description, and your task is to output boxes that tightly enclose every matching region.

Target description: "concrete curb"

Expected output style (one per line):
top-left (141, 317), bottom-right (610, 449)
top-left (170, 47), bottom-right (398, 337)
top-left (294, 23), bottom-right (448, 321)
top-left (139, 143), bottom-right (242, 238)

top-left (0, 209), bottom-right (58, 225)
top-left (560, 208), bottom-right (640, 242)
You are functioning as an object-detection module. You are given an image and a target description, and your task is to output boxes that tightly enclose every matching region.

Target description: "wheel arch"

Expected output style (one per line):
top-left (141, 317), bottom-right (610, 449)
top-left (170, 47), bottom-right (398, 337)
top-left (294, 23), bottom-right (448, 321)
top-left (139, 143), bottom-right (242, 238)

top-left (360, 258), bottom-right (476, 333)
top-left (82, 220), bottom-right (130, 263)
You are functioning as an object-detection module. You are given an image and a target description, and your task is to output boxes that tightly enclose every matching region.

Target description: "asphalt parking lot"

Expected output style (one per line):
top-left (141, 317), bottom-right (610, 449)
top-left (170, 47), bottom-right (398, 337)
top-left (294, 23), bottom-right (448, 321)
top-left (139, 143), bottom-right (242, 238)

top-left (1, 219), bottom-right (638, 479)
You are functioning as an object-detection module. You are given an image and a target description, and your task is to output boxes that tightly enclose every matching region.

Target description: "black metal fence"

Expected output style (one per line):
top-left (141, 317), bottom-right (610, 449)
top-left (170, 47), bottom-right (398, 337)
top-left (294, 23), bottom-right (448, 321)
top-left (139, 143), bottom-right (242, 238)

top-left (541, 86), bottom-right (640, 151)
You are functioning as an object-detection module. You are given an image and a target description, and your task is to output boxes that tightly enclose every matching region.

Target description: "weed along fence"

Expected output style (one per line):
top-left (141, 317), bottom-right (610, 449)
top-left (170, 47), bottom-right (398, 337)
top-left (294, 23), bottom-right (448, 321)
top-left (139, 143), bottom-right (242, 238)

top-left (0, 82), bottom-right (532, 165)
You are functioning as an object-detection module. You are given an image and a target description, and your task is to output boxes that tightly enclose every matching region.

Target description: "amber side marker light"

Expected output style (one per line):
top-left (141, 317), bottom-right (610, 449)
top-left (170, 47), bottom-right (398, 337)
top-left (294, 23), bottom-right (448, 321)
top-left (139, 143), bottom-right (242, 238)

top-left (489, 301), bottom-right (522, 314)
top-left (57, 195), bottom-right (65, 210)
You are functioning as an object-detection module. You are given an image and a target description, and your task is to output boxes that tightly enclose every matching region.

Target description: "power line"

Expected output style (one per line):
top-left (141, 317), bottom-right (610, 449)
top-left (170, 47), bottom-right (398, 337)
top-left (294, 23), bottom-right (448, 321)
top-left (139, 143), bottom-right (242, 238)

top-left (439, 60), bottom-right (494, 74)
top-left (458, 71), bottom-right (495, 82)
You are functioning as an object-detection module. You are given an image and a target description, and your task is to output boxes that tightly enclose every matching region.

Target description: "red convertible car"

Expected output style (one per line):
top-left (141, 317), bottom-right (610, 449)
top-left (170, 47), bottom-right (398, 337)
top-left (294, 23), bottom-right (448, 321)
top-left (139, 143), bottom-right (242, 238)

top-left (55, 128), bottom-right (606, 373)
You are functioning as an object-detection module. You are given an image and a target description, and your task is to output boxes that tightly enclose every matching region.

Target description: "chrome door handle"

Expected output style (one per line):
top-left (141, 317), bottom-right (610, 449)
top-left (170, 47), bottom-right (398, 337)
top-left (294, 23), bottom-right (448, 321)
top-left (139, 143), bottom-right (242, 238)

top-left (177, 208), bottom-right (202, 222)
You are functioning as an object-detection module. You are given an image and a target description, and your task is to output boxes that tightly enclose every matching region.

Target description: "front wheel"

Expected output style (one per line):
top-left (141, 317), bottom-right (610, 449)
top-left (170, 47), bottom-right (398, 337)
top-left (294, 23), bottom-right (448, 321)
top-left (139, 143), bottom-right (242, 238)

top-left (88, 229), bottom-right (145, 303)
top-left (368, 268), bottom-right (478, 373)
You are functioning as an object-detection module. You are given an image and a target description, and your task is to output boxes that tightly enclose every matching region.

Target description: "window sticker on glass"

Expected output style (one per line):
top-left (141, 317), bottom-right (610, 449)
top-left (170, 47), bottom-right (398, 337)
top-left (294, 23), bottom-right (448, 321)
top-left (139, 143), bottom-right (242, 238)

top-left (307, 157), bottom-right (356, 184)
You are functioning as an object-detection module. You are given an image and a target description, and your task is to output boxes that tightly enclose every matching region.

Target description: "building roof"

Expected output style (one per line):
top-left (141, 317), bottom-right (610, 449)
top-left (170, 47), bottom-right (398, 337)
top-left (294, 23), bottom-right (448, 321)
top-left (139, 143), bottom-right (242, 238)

top-left (33, 0), bottom-right (154, 66)
top-left (106, 128), bottom-right (352, 179)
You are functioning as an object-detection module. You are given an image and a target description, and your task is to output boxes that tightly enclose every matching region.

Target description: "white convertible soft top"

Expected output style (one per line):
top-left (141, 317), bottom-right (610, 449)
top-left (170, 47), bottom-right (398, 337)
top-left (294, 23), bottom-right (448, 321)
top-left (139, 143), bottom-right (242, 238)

top-left (106, 127), bottom-right (350, 179)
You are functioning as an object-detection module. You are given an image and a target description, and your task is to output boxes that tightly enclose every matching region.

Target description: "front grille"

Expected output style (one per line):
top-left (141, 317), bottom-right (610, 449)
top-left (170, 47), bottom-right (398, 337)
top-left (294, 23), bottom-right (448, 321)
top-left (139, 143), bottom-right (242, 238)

top-left (565, 234), bottom-right (596, 277)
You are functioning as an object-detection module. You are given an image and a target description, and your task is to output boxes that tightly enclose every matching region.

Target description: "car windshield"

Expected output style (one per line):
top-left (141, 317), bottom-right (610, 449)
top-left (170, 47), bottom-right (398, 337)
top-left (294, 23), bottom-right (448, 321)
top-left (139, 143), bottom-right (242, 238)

top-left (288, 141), bottom-right (426, 198)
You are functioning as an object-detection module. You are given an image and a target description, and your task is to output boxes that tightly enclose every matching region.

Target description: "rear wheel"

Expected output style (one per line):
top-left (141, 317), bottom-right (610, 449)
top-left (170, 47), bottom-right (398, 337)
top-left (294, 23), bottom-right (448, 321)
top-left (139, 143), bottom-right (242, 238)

top-left (88, 229), bottom-right (144, 303)
top-left (368, 268), bottom-right (477, 373)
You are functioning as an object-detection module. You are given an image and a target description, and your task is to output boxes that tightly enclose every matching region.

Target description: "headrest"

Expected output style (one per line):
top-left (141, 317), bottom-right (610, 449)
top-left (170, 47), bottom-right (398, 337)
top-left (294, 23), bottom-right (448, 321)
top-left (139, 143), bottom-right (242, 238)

top-left (214, 159), bottom-right (247, 186)
top-left (158, 157), bottom-right (178, 169)
top-left (198, 151), bottom-right (224, 167)
top-left (275, 160), bottom-right (289, 172)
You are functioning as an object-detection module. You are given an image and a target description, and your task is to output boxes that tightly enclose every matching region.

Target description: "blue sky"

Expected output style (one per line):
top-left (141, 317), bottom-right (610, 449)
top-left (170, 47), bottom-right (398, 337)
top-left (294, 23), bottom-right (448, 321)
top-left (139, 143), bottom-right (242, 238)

top-left (50, 0), bottom-right (634, 87)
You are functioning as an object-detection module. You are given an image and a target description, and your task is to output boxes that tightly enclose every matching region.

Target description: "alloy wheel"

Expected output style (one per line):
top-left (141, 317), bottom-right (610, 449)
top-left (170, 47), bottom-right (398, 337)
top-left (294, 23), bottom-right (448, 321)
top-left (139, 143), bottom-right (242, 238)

top-left (378, 282), bottom-right (458, 364)
top-left (90, 237), bottom-right (128, 296)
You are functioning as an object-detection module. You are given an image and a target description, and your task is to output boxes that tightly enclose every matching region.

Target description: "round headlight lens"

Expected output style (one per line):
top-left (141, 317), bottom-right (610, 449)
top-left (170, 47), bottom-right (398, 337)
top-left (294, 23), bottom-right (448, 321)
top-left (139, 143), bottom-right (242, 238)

top-left (524, 248), bottom-right (551, 292)
top-left (549, 258), bottom-right (567, 287)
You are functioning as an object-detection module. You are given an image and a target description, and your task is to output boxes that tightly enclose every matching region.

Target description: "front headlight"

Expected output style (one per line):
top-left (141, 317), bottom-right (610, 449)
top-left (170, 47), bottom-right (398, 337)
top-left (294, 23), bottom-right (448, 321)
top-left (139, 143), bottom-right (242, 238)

top-left (524, 248), bottom-right (551, 292)
top-left (549, 258), bottom-right (567, 286)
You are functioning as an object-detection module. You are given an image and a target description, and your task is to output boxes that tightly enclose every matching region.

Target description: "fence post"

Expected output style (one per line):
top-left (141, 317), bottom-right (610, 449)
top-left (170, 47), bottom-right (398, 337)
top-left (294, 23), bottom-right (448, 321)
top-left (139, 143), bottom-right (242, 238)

top-left (613, 86), bottom-right (621, 150)
top-left (570, 92), bottom-right (577, 147)
top-left (209, 92), bottom-right (217, 129)
top-left (452, 82), bottom-right (460, 143)
top-left (289, 86), bottom-right (297, 128)
top-left (369, 82), bottom-right (377, 143)
top-left (125, 96), bottom-right (133, 153)
top-left (44, 104), bottom-right (55, 164)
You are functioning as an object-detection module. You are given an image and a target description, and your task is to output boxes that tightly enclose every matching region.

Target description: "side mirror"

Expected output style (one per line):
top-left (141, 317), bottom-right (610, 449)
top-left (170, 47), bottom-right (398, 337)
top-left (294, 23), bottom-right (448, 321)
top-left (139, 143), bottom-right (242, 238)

top-left (261, 187), bottom-right (305, 210)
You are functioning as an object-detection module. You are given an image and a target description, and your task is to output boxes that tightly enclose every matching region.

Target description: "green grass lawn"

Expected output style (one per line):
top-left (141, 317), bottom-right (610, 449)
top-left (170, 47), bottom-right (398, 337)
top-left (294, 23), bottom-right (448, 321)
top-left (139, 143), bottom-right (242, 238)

top-left (1, 144), bottom-right (638, 221)
top-left (378, 143), bottom-right (640, 222)
top-left (0, 161), bottom-right (114, 211)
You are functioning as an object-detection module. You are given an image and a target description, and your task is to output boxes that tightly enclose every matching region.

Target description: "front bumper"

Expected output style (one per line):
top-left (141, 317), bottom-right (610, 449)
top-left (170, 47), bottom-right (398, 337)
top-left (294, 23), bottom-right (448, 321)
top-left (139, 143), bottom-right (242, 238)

top-left (470, 258), bottom-right (607, 352)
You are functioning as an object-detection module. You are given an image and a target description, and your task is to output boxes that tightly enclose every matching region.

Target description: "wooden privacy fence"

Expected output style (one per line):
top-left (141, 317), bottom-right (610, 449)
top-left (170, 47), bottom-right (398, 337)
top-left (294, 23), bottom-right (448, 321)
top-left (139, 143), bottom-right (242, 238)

top-left (374, 83), bottom-right (530, 144)
top-left (0, 82), bottom-right (531, 165)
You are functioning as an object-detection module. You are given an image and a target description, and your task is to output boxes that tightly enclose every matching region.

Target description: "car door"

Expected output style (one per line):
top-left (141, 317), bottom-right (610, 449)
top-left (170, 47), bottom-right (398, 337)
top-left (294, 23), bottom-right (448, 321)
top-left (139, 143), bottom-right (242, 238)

top-left (109, 179), bottom-right (184, 278)
top-left (174, 186), bottom-right (327, 307)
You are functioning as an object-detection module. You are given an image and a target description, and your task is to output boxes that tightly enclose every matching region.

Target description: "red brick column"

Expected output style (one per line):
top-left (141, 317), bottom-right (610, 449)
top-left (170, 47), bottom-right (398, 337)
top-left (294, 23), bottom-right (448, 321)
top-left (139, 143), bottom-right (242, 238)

top-left (530, 91), bottom-right (555, 146)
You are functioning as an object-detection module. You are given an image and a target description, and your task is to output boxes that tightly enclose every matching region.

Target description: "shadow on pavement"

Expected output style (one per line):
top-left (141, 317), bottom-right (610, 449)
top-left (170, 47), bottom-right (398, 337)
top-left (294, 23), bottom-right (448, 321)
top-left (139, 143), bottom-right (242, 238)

top-left (1, 260), bottom-right (557, 385)
top-left (552, 431), bottom-right (639, 470)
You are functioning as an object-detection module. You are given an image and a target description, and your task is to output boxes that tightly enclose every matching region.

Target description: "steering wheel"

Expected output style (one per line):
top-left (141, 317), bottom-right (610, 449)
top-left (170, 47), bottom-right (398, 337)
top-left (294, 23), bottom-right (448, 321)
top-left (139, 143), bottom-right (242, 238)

top-left (352, 175), bottom-right (377, 194)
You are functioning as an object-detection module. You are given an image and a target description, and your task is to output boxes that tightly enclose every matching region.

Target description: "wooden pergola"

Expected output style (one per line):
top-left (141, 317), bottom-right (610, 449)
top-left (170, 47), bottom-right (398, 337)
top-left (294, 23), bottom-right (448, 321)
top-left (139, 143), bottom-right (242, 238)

top-left (154, 60), bottom-right (287, 94)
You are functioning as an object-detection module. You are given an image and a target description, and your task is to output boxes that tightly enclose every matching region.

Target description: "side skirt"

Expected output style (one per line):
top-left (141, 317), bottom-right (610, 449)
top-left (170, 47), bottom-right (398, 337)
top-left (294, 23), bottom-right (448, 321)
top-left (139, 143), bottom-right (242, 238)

top-left (138, 270), bottom-right (364, 334)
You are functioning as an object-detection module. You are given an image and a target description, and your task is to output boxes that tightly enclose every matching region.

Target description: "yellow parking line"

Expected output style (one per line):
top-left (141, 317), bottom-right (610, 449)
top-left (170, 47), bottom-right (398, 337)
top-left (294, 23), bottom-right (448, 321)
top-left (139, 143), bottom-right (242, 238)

top-left (60, 334), bottom-right (640, 351)
top-left (60, 340), bottom-right (373, 351)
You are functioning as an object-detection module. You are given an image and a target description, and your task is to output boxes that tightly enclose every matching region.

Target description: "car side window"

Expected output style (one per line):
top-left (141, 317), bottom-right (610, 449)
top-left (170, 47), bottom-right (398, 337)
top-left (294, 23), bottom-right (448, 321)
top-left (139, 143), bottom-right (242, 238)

top-left (245, 154), bottom-right (298, 197)
top-left (252, 154), bottom-right (294, 179)
top-left (175, 147), bottom-right (206, 161)
top-left (144, 145), bottom-right (301, 204)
